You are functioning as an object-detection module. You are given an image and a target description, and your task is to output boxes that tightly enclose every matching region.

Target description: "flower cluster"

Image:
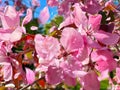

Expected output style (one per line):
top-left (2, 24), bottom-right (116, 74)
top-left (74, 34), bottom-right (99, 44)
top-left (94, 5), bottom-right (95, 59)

top-left (0, 0), bottom-right (120, 90)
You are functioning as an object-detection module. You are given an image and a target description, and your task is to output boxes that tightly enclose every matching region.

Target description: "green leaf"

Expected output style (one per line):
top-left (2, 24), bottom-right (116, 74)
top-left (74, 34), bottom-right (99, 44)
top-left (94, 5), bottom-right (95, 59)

top-left (99, 11), bottom-right (108, 24)
top-left (99, 10), bottom-right (115, 25)
top-left (70, 83), bottom-right (81, 90)
top-left (51, 15), bottom-right (64, 27)
top-left (107, 11), bottom-right (115, 22)
top-left (43, 15), bottom-right (64, 35)
top-left (44, 23), bottom-right (52, 35)
top-left (25, 18), bottom-right (43, 34)
top-left (100, 80), bottom-right (109, 90)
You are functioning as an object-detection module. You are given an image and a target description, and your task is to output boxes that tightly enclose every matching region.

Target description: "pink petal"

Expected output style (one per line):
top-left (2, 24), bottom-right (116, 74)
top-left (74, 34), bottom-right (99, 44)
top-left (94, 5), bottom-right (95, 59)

top-left (116, 68), bottom-right (120, 83)
top-left (4, 6), bottom-right (19, 29)
top-left (88, 14), bottom-right (102, 31)
top-left (46, 66), bottom-right (63, 85)
top-left (94, 30), bottom-right (120, 45)
top-left (60, 56), bottom-right (82, 77)
top-left (25, 68), bottom-right (35, 84)
top-left (0, 6), bottom-right (19, 30)
top-left (39, 6), bottom-right (50, 24)
top-left (81, 0), bottom-right (101, 14)
top-left (4, 15), bottom-right (20, 29)
top-left (98, 70), bottom-right (109, 81)
top-left (73, 3), bottom-right (87, 27)
top-left (63, 72), bottom-right (76, 86)
top-left (58, 15), bottom-right (74, 30)
top-left (10, 27), bottom-right (22, 42)
top-left (115, 85), bottom-right (120, 90)
top-left (58, 1), bottom-right (69, 16)
top-left (31, 26), bottom-right (38, 31)
top-left (47, 0), bottom-right (58, 7)
top-left (22, 8), bottom-right (32, 26)
top-left (2, 64), bottom-right (13, 81)
top-left (0, 32), bottom-right (10, 41)
top-left (91, 50), bottom-right (117, 72)
top-left (80, 71), bottom-right (100, 90)
top-left (60, 27), bottom-right (84, 53)
top-left (32, 0), bottom-right (40, 7)
top-left (0, 56), bottom-right (9, 65)
top-left (4, 6), bottom-right (17, 18)
top-left (95, 60), bottom-right (109, 72)
top-left (73, 71), bottom-right (87, 78)
top-left (49, 26), bottom-right (56, 33)
top-left (91, 49), bottom-right (113, 62)
top-left (88, 39), bottom-right (103, 49)
top-left (0, 14), bottom-right (9, 29)
top-left (34, 34), bottom-right (60, 63)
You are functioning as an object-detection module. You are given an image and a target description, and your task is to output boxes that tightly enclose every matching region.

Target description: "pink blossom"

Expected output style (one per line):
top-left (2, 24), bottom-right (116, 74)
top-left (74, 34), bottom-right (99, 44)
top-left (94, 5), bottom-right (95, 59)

top-left (81, 0), bottom-right (101, 14)
top-left (46, 65), bottom-right (77, 86)
top-left (60, 27), bottom-right (84, 54)
top-left (88, 14), bottom-right (102, 31)
top-left (116, 68), bottom-right (120, 83)
top-left (25, 68), bottom-right (35, 84)
top-left (49, 26), bottom-right (56, 33)
top-left (34, 34), bottom-right (60, 64)
top-left (47, 0), bottom-right (58, 7)
top-left (39, 6), bottom-right (50, 24)
top-left (30, 26), bottom-right (38, 31)
top-left (98, 70), bottom-right (109, 80)
top-left (0, 27), bottom-right (22, 42)
top-left (73, 3), bottom-right (87, 27)
top-left (60, 56), bottom-right (82, 78)
top-left (87, 38), bottom-right (103, 49)
top-left (9, 27), bottom-right (22, 42)
top-left (57, 0), bottom-right (79, 17)
top-left (58, 1), bottom-right (70, 17)
top-left (92, 50), bottom-right (117, 72)
top-left (22, 8), bottom-right (32, 26)
top-left (45, 66), bottom-right (63, 85)
top-left (0, 6), bottom-right (25, 42)
top-left (80, 71), bottom-right (100, 90)
top-left (96, 59), bottom-right (116, 72)
top-left (2, 63), bottom-right (13, 81)
top-left (46, 56), bottom-right (84, 86)
top-left (0, 42), bottom-right (19, 81)
top-left (115, 85), bottom-right (120, 90)
top-left (94, 30), bottom-right (120, 45)
top-left (0, 42), bottom-right (13, 64)
top-left (32, 0), bottom-right (40, 7)
top-left (58, 15), bottom-right (74, 30)
top-left (46, 65), bottom-right (76, 86)
top-left (0, 6), bottom-right (19, 30)
top-left (63, 72), bottom-right (77, 86)
top-left (60, 27), bottom-right (89, 61)
top-left (59, 4), bottom-right (101, 30)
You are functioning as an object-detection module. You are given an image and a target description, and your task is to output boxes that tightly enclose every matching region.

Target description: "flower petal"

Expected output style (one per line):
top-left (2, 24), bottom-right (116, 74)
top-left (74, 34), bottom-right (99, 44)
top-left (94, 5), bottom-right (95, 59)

top-left (22, 8), bottom-right (32, 25)
top-left (2, 64), bottom-right (13, 81)
top-left (94, 30), bottom-right (120, 45)
top-left (46, 66), bottom-right (63, 85)
top-left (39, 6), bottom-right (50, 24)
top-left (10, 27), bottom-right (22, 42)
top-left (25, 68), bottom-right (35, 84)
